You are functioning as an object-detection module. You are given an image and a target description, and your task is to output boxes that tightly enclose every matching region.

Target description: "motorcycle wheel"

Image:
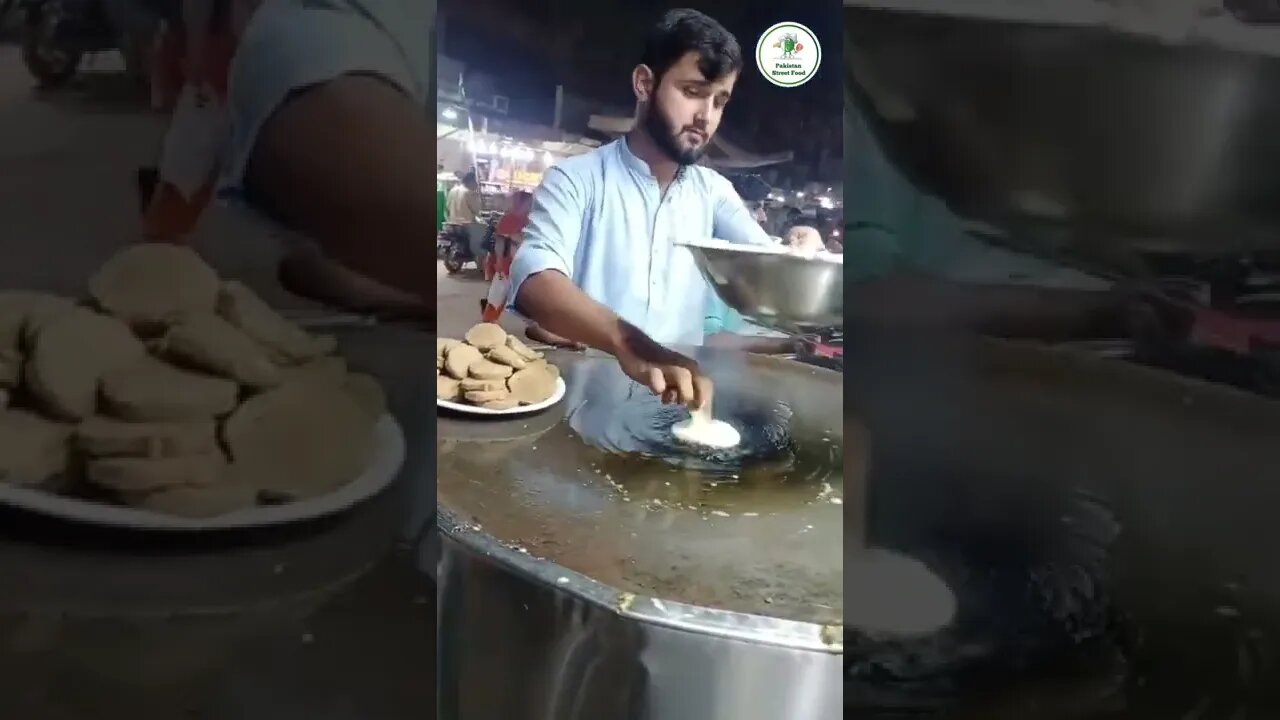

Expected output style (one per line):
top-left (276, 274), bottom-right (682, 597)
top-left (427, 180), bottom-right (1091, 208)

top-left (444, 246), bottom-right (466, 274)
top-left (21, 7), bottom-right (81, 88)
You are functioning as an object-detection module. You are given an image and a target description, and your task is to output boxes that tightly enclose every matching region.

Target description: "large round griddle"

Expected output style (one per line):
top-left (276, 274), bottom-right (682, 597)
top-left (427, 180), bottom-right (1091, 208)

top-left (437, 347), bottom-right (844, 626)
top-left (845, 332), bottom-right (1280, 715)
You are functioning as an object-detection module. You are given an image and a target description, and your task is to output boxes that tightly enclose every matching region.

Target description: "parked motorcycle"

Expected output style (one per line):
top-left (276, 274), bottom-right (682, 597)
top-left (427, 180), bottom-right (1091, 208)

top-left (441, 211), bottom-right (500, 275)
top-left (19, 0), bottom-right (155, 88)
top-left (439, 224), bottom-right (472, 274)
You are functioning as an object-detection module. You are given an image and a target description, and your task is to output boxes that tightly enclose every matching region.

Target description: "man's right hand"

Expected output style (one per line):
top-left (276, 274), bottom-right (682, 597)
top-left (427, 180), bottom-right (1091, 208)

top-left (613, 324), bottom-right (712, 410)
top-left (513, 272), bottom-right (711, 408)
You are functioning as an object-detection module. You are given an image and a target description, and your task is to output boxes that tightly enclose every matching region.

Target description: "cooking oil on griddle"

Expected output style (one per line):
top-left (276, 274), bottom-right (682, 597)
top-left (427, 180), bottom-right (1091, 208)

top-left (586, 388), bottom-right (841, 506)
top-left (436, 349), bottom-right (845, 626)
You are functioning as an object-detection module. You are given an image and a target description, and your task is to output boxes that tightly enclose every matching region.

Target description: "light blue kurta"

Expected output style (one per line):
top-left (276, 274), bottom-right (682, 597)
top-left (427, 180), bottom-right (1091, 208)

top-left (508, 138), bottom-right (775, 346)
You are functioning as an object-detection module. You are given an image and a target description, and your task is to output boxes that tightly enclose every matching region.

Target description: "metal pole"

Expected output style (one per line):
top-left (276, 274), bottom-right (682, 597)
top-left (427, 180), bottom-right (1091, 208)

top-left (553, 84), bottom-right (564, 130)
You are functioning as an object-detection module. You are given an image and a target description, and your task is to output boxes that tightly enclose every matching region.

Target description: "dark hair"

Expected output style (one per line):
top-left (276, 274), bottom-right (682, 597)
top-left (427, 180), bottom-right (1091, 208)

top-left (641, 9), bottom-right (743, 85)
top-left (461, 170), bottom-right (477, 186)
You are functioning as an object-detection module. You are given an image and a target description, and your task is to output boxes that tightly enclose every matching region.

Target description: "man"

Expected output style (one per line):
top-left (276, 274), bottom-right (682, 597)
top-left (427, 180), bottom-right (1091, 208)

top-left (509, 9), bottom-right (824, 410)
top-left (445, 170), bottom-right (482, 226)
top-left (480, 189), bottom-right (530, 321)
top-left (142, 0), bottom-right (234, 243)
top-left (445, 170), bottom-right (485, 282)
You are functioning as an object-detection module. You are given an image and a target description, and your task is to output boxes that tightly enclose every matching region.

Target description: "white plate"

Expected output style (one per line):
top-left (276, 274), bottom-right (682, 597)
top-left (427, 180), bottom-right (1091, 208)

top-left (0, 415), bottom-right (405, 532)
top-left (437, 376), bottom-right (566, 417)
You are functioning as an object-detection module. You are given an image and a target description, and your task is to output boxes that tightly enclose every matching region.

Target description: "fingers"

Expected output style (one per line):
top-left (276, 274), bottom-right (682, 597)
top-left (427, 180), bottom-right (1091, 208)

top-left (672, 365), bottom-right (696, 407)
top-left (648, 365), bottom-right (698, 406)
top-left (692, 375), bottom-right (714, 412)
top-left (623, 336), bottom-right (705, 406)
top-left (646, 367), bottom-right (667, 398)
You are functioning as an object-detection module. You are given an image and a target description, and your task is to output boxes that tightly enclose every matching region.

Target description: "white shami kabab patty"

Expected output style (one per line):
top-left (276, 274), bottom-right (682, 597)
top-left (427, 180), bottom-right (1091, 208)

top-left (671, 412), bottom-right (742, 449)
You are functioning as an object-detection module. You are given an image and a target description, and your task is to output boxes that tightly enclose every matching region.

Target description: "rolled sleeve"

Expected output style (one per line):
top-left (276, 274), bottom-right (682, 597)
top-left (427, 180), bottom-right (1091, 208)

top-left (506, 167), bottom-right (586, 313)
top-left (710, 175), bottom-right (774, 247)
top-left (221, 0), bottom-right (421, 196)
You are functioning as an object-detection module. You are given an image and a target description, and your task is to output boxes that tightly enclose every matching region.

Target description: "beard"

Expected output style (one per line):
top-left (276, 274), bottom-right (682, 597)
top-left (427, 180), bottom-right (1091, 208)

top-left (642, 99), bottom-right (708, 166)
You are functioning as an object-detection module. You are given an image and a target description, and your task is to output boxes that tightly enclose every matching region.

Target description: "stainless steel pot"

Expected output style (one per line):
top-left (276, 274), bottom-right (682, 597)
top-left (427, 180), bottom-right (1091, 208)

top-left (437, 349), bottom-right (844, 719)
top-left (437, 509), bottom-right (842, 720)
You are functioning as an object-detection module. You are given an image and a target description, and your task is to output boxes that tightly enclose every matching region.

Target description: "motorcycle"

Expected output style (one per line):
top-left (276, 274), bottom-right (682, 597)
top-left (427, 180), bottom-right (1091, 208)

top-left (439, 224), bottom-right (472, 274)
top-left (441, 211), bottom-right (500, 275)
top-left (19, 0), bottom-right (155, 88)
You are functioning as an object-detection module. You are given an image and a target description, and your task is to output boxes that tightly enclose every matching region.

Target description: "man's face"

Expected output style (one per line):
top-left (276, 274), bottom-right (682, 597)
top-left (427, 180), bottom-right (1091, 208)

top-left (640, 52), bottom-right (737, 165)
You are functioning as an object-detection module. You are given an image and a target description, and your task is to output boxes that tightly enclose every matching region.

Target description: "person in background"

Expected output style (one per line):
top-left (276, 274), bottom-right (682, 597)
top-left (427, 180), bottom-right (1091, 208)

top-left (447, 170), bottom-right (487, 276)
top-left (436, 163), bottom-right (447, 234)
top-left (445, 170), bottom-right (482, 226)
top-left (480, 190), bottom-right (584, 348)
top-left (480, 190), bottom-right (531, 321)
top-left (141, 0), bottom-right (235, 242)
top-left (704, 290), bottom-right (803, 354)
top-left (709, 186), bottom-right (808, 351)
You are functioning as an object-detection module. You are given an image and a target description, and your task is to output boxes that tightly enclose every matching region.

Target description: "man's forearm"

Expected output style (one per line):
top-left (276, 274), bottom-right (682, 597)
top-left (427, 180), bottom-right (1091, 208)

top-left (245, 75), bottom-right (435, 313)
top-left (515, 270), bottom-right (629, 354)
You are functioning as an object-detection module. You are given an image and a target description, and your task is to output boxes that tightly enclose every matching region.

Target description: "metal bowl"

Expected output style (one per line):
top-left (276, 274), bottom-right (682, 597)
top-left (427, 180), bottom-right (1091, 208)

top-left (685, 243), bottom-right (844, 334)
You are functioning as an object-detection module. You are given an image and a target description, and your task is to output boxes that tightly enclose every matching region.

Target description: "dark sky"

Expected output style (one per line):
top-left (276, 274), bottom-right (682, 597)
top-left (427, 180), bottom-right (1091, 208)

top-left (441, 0), bottom-right (842, 163)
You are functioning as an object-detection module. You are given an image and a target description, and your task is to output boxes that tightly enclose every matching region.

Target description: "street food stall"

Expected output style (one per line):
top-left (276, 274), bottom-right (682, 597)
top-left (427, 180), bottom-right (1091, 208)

top-left (437, 348), bottom-right (843, 719)
top-left (845, 1), bottom-right (1280, 715)
top-left (438, 102), bottom-right (597, 212)
top-left (436, 239), bottom-right (846, 718)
